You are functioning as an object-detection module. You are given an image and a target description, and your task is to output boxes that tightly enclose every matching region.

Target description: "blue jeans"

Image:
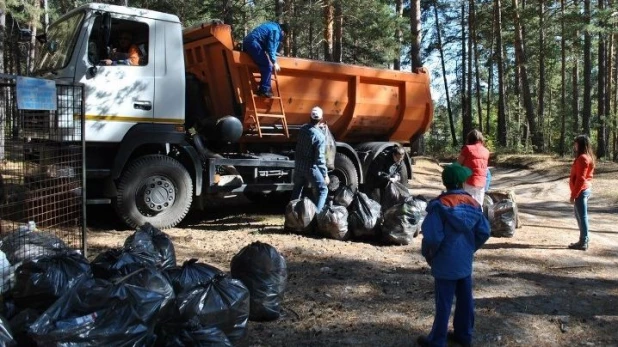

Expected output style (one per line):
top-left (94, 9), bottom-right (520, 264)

top-left (427, 276), bottom-right (474, 347)
top-left (574, 188), bottom-right (591, 243)
top-left (291, 167), bottom-right (328, 212)
top-left (243, 39), bottom-right (273, 93)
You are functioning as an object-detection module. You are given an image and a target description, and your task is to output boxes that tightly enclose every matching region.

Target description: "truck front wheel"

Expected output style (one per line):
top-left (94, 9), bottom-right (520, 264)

top-left (115, 154), bottom-right (193, 229)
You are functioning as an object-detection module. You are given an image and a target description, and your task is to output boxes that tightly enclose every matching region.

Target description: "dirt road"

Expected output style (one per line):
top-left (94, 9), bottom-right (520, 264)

top-left (87, 157), bottom-right (618, 346)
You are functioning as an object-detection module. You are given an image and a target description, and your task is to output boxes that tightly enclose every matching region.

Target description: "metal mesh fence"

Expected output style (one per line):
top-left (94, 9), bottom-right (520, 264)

top-left (0, 75), bottom-right (86, 293)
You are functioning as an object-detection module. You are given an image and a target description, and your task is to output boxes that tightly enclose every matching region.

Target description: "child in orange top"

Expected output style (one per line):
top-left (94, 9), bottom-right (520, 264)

top-left (568, 135), bottom-right (595, 251)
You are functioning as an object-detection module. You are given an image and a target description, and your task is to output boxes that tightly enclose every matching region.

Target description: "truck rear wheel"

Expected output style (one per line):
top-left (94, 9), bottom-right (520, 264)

top-left (115, 154), bottom-right (193, 229)
top-left (332, 152), bottom-right (359, 190)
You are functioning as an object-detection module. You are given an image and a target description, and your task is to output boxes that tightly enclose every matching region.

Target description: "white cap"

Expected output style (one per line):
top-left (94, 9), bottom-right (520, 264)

top-left (310, 106), bottom-right (323, 121)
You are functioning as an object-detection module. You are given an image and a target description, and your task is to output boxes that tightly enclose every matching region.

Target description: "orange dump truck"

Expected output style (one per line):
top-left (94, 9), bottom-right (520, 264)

top-left (32, 4), bottom-right (433, 228)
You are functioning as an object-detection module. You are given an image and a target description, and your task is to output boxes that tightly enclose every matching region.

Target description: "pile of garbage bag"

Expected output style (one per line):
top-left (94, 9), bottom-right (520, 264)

top-left (0, 223), bottom-right (283, 345)
top-left (285, 184), bottom-right (426, 245)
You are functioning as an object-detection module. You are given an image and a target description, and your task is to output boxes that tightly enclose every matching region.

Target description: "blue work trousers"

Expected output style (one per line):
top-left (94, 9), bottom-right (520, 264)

top-left (243, 39), bottom-right (273, 93)
top-left (574, 188), bottom-right (591, 244)
top-left (291, 167), bottom-right (328, 212)
top-left (427, 275), bottom-right (474, 347)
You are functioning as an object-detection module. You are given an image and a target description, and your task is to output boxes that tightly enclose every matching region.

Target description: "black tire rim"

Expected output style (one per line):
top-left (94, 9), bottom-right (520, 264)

top-left (137, 175), bottom-right (176, 216)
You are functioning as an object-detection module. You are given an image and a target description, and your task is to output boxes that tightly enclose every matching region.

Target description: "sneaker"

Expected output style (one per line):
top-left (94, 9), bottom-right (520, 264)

top-left (416, 335), bottom-right (431, 347)
top-left (256, 89), bottom-right (273, 98)
top-left (448, 332), bottom-right (472, 347)
top-left (568, 241), bottom-right (588, 251)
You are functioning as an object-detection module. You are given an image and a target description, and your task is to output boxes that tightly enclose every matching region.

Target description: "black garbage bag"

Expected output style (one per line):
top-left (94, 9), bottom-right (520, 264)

top-left (381, 181), bottom-right (411, 211)
top-left (0, 314), bottom-right (15, 347)
top-left (165, 259), bottom-right (223, 294)
top-left (91, 248), bottom-right (159, 279)
top-left (321, 125), bottom-right (336, 170)
top-left (349, 192), bottom-right (382, 238)
top-left (0, 230), bottom-right (68, 265)
top-left (487, 200), bottom-right (516, 238)
top-left (12, 250), bottom-right (92, 312)
top-left (333, 185), bottom-right (355, 208)
top-left (110, 265), bottom-right (176, 320)
top-left (156, 317), bottom-right (232, 347)
top-left (29, 276), bottom-right (165, 346)
top-left (316, 203), bottom-right (350, 240)
top-left (9, 308), bottom-right (38, 347)
top-left (284, 198), bottom-right (316, 233)
top-left (124, 223), bottom-right (176, 270)
top-left (230, 242), bottom-right (287, 322)
top-left (382, 200), bottom-right (423, 245)
top-left (175, 273), bottom-right (249, 345)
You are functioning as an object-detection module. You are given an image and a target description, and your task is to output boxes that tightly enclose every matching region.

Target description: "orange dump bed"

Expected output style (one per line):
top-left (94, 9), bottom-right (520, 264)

top-left (183, 23), bottom-right (433, 144)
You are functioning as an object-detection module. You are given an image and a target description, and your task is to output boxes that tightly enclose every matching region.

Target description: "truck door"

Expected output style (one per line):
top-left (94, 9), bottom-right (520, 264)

top-left (75, 14), bottom-right (155, 142)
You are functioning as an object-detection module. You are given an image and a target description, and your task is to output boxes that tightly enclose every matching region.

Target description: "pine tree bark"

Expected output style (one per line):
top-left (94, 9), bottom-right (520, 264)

top-left (433, 0), bottom-right (457, 147)
top-left (394, 0), bottom-right (403, 70)
top-left (461, 3), bottom-right (472, 141)
top-left (513, 0), bottom-right (543, 152)
top-left (496, 0), bottom-right (508, 146)
top-left (583, 0), bottom-right (592, 135)
top-left (596, 0), bottom-right (607, 158)
top-left (538, 0), bottom-right (546, 146)
top-left (333, 0), bottom-right (342, 63)
top-left (559, 0), bottom-right (567, 156)
top-left (471, 0), bottom-right (483, 132)
top-left (0, 5), bottom-right (4, 160)
top-left (323, 0), bottom-right (334, 61)
top-left (410, 0), bottom-right (422, 70)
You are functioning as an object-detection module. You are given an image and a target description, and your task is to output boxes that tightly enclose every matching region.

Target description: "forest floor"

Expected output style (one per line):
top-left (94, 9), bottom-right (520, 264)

top-left (87, 155), bottom-right (618, 347)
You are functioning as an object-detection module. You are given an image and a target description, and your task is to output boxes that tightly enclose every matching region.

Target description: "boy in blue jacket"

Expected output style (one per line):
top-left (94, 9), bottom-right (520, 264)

top-left (418, 163), bottom-right (490, 347)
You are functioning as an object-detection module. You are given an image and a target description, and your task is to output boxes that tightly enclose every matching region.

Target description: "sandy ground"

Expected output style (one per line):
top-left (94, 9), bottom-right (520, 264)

top-left (87, 156), bottom-right (618, 347)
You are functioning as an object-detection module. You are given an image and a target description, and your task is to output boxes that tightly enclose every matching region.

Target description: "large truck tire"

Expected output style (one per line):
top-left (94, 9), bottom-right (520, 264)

top-left (115, 154), bottom-right (193, 229)
top-left (332, 152), bottom-right (359, 190)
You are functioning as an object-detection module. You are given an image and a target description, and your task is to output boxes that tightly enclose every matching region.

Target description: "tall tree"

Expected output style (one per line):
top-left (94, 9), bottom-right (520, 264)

top-left (597, 0), bottom-right (607, 158)
top-left (394, 0), bottom-right (403, 70)
top-left (433, 0), bottom-right (457, 147)
top-left (496, 0), bottom-right (508, 146)
top-left (333, 0), bottom-right (342, 62)
top-left (410, 0), bottom-right (422, 70)
top-left (538, 0), bottom-right (546, 144)
top-left (559, 0), bottom-right (567, 156)
top-left (461, 2), bottom-right (472, 140)
top-left (323, 0), bottom-right (334, 61)
top-left (583, 0), bottom-right (592, 135)
top-left (471, 0), bottom-right (482, 132)
top-left (513, 0), bottom-right (543, 152)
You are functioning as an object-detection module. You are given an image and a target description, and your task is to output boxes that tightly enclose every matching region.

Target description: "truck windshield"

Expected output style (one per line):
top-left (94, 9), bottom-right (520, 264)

top-left (33, 11), bottom-right (84, 74)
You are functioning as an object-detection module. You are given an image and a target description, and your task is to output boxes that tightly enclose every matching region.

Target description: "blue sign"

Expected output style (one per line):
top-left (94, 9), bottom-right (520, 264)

top-left (16, 76), bottom-right (57, 111)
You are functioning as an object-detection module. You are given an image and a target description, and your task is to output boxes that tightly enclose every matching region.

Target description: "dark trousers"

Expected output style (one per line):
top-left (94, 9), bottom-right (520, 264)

top-left (427, 275), bottom-right (474, 347)
top-left (243, 40), bottom-right (273, 93)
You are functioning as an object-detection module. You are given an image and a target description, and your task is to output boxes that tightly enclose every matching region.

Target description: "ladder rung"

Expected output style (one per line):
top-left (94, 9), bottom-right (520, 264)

top-left (256, 133), bottom-right (288, 136)
top-left (256, 113), bottom-right (285, 119)
top-left (254, 95), bottom-right (282, 100)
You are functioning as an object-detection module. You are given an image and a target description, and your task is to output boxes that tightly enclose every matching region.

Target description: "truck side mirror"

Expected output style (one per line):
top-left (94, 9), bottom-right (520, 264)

top-left (87, 66), bottom-right (98, 78)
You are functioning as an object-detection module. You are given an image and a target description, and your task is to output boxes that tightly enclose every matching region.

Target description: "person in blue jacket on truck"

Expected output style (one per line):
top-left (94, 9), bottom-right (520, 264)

top-left (243, 22), bottom-right (289, 98)
top-left (417, 162), bottom-right (490, 347)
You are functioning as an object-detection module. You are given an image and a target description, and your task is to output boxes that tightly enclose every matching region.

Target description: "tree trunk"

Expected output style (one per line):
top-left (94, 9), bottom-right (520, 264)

top-left (496, 0), bottom-right (507, 146)
top-left (559, 0), bottom-right (567, 156)
top-left (538, 0), bottom-right (546, 146)
top-left (513, 0), bottom-right (543, 152)
top-left (583, 0), bottom-right (592, 135)
top-left (461, 3), bottom-right (472, 141)
top-left (597, 0), bottom-right (607, 158)
top-left (433, 0), bottom-right (457, 147)
top-left (471, 0), bottom-right (483, 132)
top-left (410, 0), bottom-right (422, 70)
top-left (275, 0), bottom-right (285, 20)
top-left (0, 5), bottom-right (4, 160)
top-left (323, 0), bottom-right (334, 61)
top-left (394, 0), bottom-right (403, 70)
top-left (333, 0), bottom-right (342, 63)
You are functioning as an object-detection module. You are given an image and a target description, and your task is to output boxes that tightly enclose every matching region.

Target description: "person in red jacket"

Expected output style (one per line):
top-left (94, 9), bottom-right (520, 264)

top-left (457, 130), bottom-right (490, 206)
top-left (568, 135), bottom-right (595, 250)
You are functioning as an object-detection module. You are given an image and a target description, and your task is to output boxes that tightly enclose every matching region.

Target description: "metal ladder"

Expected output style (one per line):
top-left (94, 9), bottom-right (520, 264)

top-left (245, 66), bottom-right (289, 138)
